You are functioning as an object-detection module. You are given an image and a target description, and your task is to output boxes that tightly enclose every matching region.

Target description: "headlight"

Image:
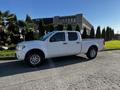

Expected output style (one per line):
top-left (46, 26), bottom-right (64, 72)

top-left (16, 45), bottom-right (25, 50)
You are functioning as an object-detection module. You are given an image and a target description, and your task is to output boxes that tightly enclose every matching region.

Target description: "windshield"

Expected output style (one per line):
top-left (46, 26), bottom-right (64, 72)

top-left (39, 32), bottom-right (54, 41)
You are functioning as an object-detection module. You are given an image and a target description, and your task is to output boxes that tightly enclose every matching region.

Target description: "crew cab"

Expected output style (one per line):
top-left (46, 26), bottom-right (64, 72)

top-left (16, 31), bottom-right (104, 66)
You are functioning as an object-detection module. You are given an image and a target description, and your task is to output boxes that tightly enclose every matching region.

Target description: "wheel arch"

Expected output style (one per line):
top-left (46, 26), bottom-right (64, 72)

top-left (25, 48), bottom-right (45, 60)
top-left (87, 45), bottom-right (98, 53)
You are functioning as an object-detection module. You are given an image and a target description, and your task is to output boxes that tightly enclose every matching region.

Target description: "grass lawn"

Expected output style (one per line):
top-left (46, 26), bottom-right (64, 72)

top-left (105, 40), bottom-right (120, 49)
top-left (0, 50), bottom-right (15, 57)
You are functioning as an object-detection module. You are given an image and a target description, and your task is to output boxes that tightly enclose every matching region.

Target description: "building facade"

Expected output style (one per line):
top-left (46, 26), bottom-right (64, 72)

top-left (33, 14), bottom-right (93, 34)
top-left (53, 14), bottom-right (93, 34)
top-left (114, 34), bottom-right (120, 40)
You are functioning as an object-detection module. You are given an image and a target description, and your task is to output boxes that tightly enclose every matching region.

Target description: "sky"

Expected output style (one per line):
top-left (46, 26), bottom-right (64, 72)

top-left (0, 0), bottom-right (120, 33)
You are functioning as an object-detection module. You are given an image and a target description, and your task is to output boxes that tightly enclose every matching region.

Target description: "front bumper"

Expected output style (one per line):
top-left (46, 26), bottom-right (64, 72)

top-left (16, 50), bottom-right (26, 61)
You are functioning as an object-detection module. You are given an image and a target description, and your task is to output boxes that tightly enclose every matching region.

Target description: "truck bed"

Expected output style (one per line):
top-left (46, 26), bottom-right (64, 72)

top-left (81, 39), bottom-right (104, 53)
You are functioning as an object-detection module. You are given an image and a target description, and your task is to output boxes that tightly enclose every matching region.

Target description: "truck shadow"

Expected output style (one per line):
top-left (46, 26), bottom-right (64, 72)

top-left (0, 56), bottom-right (90, 77)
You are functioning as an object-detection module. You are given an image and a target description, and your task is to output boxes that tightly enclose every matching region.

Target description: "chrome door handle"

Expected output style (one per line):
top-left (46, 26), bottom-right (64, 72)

top-left (76, 42), bottom-right (80, 44)
top-left (63, 42), bottom-right (67, 45)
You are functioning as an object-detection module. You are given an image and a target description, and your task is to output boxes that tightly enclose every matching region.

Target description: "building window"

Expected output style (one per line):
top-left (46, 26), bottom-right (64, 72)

top-left (65, 19), bottom-right (67, 22)
top-left (73, 18), bottom-right (76, 22)
top-left (62, 19), bottom-right (65, 22)
top-left (62, 19), bottom-right (64, 22)
top-left (68, 18), bottom-right (69, 22)
top-left (71, 18), bottom-right (73, 22)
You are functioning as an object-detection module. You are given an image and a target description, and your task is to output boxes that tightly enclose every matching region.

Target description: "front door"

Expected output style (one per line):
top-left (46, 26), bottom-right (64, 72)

top-left (47, 32), bottom-right (67, 58)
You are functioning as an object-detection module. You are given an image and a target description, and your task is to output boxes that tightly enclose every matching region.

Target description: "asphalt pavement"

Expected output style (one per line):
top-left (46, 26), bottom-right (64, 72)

top-left (0, 50), bottom-right (120, 90)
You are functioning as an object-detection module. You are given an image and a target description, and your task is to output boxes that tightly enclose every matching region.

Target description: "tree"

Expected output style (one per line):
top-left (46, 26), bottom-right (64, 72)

top-left (9, 15), bottom-right (20, 43)
top-left (25, 29), bottom-right (34, 41)
top-left (25, 14), bottom-right (32, 23)
top-left (109, 28), bottom-right (112, 40)
top-left (18, 20), bottom-right (27, 41)
top-left (96, 26), bottom-right (101, 38)
top-left (90, 27), bottom-right (95, 38)
top-left (46, 25), bottom-right (54, 32)
top-left (38, 20), bottom-right (45, 37)
top-left (67, 24), bottom-right (72, 30)
top-left (0, 10), bottom-right (19, 44)
top-left (24, 15), bottom-right (35, 41)
top-left (0, 29), bottom-right (6, 45)
top-left (111, 29), bottom-right (114, 40)
top-left (49, 25), bottom-right (54, 32)
top-left (1, 11), bottom-right (15, 27)
top-left (18, 20), bottom-right (26, 28)
top-left (75, 25), bottom-right (80, 32)
top-left (102, 28), bottom-right (106, 40)
top-left (8, 22), bottom-right (20, 43)
top-left (0, 11), bottom-right (2, 25)
top-left (82, 28), bottom-right (87, 39)
top-left (55, 24), bottom-right (63, 30)
top-left (105, 27), bottom-right (110, 41)
top-left (105, 26), bottom-right (114, 41)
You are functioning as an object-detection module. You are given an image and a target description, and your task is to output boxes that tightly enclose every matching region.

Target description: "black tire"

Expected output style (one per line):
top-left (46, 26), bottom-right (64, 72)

top-left (86, 47), bottom-right (98, 59)
top-left (25, 51), bottom-right (44, 67)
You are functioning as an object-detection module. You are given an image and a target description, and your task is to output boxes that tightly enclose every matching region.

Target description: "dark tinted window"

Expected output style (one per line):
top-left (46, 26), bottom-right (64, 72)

top-left (50, 32), bottom-right (65, 42)
top-left (68, 32), bottom-right (78, 41)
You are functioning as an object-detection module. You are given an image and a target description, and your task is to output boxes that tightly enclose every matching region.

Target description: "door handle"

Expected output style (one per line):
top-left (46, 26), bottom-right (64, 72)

top-left (76, 42), bottom-right (80, 44)
top-left (63, 42), bottom-right (67, 45)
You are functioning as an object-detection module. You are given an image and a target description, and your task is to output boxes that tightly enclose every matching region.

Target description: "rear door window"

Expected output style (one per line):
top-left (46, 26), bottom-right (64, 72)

top-left (68, 32), bottom-right (78, 41)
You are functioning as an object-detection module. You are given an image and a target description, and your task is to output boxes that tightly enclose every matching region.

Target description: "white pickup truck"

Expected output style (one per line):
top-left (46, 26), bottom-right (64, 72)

top-left (16, 31), bottom-right (104, 66)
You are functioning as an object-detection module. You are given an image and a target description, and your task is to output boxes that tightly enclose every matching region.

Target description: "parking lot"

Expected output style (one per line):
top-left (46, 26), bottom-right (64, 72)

top-left (0, 50), bottom-right (120, 90)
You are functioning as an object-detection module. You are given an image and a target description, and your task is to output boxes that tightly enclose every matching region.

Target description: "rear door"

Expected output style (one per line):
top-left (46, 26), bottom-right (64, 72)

top-left (66, 32), bottom-right (82, 55)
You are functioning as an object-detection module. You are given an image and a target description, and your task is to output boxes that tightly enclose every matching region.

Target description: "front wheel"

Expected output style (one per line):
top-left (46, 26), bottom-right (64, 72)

top-left (25, 52), bottom-right (44, 67)
top-left (86, 47), bottom-right (98, 59)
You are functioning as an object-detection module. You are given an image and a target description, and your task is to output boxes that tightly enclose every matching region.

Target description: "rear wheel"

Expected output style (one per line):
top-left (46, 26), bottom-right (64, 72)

top-left (25, 51), bottom-right (44, 67)
top-left (86, 47), bottom-right (98, 59)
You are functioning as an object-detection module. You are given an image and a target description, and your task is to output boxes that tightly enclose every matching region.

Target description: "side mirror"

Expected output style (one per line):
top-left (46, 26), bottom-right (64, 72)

top-left (50, 38), bottom-right (56, 42)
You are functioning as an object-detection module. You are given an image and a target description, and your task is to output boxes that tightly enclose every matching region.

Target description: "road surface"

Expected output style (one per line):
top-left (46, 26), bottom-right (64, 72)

top-left (0, 50), bottom-right (120, 90)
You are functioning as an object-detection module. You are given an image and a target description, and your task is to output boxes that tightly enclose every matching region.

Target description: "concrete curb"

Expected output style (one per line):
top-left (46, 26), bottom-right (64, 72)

top-left (102, 48), bottom-right (120, 51)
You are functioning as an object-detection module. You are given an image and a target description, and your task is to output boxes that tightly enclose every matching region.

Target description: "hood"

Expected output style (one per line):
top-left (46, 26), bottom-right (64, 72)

top-left (18, 40), bottom-right (44, 45)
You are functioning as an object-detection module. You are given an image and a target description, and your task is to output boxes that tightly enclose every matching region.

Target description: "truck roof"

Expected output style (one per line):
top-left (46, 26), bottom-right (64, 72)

top-left (52, 30), bottom-right (80, 33)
